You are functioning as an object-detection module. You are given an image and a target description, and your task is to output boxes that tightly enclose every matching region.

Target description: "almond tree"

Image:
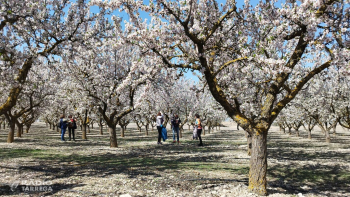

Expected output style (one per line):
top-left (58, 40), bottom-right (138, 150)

top-left (0, 0), bottom-right (100, 116)
top-left (62, 29), bottom-right (161, 147)
top-left (93, 0), bottom-right (350, 194)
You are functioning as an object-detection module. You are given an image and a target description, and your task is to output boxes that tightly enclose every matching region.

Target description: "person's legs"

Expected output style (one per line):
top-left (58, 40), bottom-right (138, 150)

top-left (176, 127), bottom-right (180, 142)
top-left (68, 128), bottom-right (72, 140)
top-left (197, 129), bottom-right (203, 146)
top-left (172, 127), bottom-right (176, 142)
top-left (61, 129), bottom-right (66, 141)
top-left (157, 126), bottom-right (162, 144)
top-left (72, 128), bottom-right (75, 140)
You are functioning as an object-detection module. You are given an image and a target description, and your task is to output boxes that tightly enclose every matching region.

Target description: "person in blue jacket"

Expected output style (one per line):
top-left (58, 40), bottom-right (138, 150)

top-left (59, 115), bottom-right (68, 141)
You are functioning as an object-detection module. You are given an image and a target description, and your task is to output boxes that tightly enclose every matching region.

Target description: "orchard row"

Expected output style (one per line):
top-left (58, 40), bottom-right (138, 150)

top-left (1, 0), bottom-right (349, 195)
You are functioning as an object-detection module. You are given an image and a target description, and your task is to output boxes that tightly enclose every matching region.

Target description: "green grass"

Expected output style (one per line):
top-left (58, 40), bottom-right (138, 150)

top-left (0, 148), bottom-right (48, 160)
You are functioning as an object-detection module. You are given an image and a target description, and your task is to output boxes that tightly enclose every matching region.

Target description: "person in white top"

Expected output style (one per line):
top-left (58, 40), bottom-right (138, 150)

top-left (156, 112), bottom-right (164, 145)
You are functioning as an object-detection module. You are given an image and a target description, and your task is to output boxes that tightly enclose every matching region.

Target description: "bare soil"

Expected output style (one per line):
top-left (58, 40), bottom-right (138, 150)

top-left (0, 122), bottom-right (349, 197)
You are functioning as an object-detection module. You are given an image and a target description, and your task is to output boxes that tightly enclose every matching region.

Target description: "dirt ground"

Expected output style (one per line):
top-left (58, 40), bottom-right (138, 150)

top-left (0, 122), bottom-right (349, 197)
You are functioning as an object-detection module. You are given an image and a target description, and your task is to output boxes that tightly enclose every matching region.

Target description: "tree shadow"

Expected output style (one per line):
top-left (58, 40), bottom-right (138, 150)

top-left (12, 146), bottom-right (226, 181)
top-left (268, 163), bottom-right (350, 196)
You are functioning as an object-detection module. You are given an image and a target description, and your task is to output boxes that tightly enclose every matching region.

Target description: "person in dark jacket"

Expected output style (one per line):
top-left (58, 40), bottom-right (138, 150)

top-left (59, 114), bottom-right (68, 141)
top-left (67, 115), bottom-right (76, 141)
top-left (171, 114), bottom-right (181, 144)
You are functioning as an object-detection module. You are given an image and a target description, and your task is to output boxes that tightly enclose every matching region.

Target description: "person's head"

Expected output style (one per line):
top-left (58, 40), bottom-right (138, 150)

top-left (68, 115), bottom-right (72, 118)
top-left (157, 112), bottom-right (161, 116)
top-left (195, 114), bottom-right (200, 119)
top-left (175, 114), bottom-right (179, 118)
top-left (60, 114), bottom-right (65, 119)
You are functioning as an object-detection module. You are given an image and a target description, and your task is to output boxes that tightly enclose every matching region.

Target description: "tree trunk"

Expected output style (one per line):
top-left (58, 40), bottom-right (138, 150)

top-left (332, 125), bottom-right (336, 136)
top-left (87, 125), bottom-right (90, 133)
top-left (295, 129), bottom-right (299, 137)
top-left (16, 125), bottom-right (22, 137)
top-left (82, 124), bottom-right (87, 140)
top-left (202, 126), bottom-right (205, 135)
top-left (100, 124), bottom-right (103, 135)
top-left (288, 127), bottom-right (292, 135)
top-left (247, 132), bottom-right (252, 156)
top-left (49, 123), bottom-right (52, 129)
top-left (308, 129), bottom-right (312, 139)
top-left (325, 129), bottom-right (331, 143)
top-left (7, 121), bottom-right (16, 143)
top-left (138, 127), bottom-right (141, 133)
top-left (109, 126), bottom-right (118, 147)
top-left (188, 125), bottom-right (190, 131)
top-left (25, 125), bottom-right (30, 133)
top-left (145, 125), bottom-right (148, 136)
top-left (56, 125), bottom-right (59, 133)
top-left (248, 131), bottom-right (267, 196)
top-left (120, 126), bottom-right (125, 137)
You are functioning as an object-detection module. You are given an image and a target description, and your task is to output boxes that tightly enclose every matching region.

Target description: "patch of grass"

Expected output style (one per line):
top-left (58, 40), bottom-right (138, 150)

top-left (0, 148), bottom-right (47, 160)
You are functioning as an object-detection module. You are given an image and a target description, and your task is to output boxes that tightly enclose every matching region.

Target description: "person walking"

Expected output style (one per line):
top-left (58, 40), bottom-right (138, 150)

top-left (195, 114), bottom-right (203, 146)
top-left (59, 115), bottom-right (68, 141)
top-left (171, 114), bottom-right (181, 144)
top-left (67, 115), bottom-right (76, 141)
top-left (156, 112), bottom-right (164, 145)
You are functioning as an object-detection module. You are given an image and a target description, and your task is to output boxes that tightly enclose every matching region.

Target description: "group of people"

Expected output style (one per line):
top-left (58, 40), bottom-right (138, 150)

top-left (59, 115), bottom-right (77, 141)
top-left (59, 112), bottom-right (203, 146)
top-left (156, 112), bottom-right (203, 146)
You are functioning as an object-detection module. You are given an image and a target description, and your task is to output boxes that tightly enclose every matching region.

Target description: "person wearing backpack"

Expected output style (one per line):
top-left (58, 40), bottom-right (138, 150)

top-left (171, 114), bottom-right (181, 144)
top-left (67, 115), bottom-right (77, 141)
top-left (195, 114), bottom-right (203, 146)
top-left (59, 115), bottom-right (68, 141)
top-left (156, 112), bottom-right (164, 145)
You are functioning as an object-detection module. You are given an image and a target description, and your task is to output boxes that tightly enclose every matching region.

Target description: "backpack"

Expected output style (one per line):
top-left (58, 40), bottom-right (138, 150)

top-left (68, 121), bottom-right (73, 128)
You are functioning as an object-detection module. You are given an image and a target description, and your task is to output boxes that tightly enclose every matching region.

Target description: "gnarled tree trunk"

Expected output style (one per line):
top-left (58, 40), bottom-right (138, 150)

top-left (16, 125), bottom-right (22, 137)
top-left (109, 126), bottom-right (118, 147)
top-left (7, 120), bottom-right (16, 143)
top-left (248, 130), bottom-right (267, 196)
top-left (82, 124), bottom-right (87, 140)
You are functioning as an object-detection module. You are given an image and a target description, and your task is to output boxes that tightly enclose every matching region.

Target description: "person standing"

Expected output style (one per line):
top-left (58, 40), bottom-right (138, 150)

top-left (195, 114), bottom-right (203, 146)
top-left (59, 115), bottom-right (68, 141)
top-left (171, 114), bottom-right (181, 144)
top-left (67, 115), bottom-right (76, 141)
top-left (156, 112), bottom-right (164, 145)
